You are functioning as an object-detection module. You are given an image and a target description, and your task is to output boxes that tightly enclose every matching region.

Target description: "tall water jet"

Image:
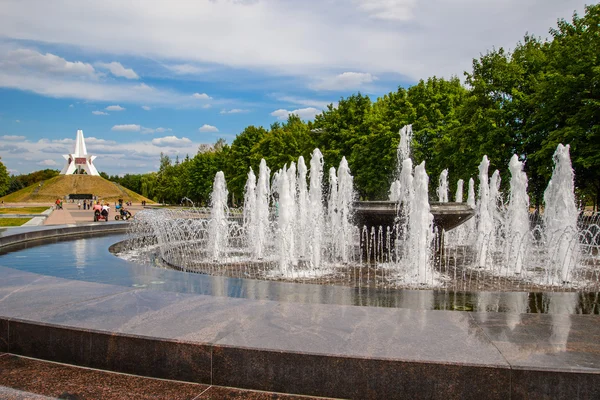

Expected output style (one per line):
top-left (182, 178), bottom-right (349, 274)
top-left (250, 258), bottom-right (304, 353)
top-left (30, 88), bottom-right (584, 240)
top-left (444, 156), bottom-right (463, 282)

top-left (408, 162), bottom-right (434, 284)
top-left (506, 155), bottom-right (529, 274)
top-left (276, 166), bottom-right (294, 273)
top-left (208, 171), bottom-right (229, 260)
top-left (488, 170), bottom-right (503, 253)
top-left (455, 179), bottom-right (464, 203)
top-left (397, 125), bottom-right (413, 167)
top-left (296, 156), bottom-right (309, 259)
top-left (286, 162), bottom-right (298, 261)
top-left (243, 168), bottom-right (257, 253)
top-left (477, 156), bottom-right (492, 267)
top-left (327, 166), bottom-right (340, 259)
top-left (437, 169), bottom-right (449, 203)
top-left (308, 149), bottom-right (325, 269)
top-left (389, 180), bottom-right (401, 202)
top-left (255, 159), bottom-right (271, 259)
top-left (336, 157), bottom-right (354, 262)
top-left (544, 144), bottom-right (579, 283)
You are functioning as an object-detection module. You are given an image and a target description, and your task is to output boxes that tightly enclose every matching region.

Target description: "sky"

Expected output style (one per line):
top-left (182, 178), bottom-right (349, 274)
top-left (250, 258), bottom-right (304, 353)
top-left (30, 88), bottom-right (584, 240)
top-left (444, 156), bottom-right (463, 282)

top-left (0, 0), bottom-right (590, 176)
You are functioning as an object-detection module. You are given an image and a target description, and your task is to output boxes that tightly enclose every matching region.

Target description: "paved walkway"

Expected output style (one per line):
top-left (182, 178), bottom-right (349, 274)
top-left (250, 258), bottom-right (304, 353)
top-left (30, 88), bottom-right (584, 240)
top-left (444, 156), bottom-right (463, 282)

top-left (43, 202), bottom-right (144, 225)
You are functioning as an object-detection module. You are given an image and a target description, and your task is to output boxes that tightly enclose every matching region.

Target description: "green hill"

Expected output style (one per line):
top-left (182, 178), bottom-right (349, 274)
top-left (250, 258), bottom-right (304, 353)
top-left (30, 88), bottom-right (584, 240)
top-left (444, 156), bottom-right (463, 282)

top-left (0, 175), bottom-right (153, 204)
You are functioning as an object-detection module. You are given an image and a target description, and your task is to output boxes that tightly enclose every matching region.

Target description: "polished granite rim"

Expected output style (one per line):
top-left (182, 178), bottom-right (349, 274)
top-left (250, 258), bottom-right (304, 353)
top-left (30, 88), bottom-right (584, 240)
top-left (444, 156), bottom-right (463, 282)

top-left (1, 225), bottom-right (600, 399)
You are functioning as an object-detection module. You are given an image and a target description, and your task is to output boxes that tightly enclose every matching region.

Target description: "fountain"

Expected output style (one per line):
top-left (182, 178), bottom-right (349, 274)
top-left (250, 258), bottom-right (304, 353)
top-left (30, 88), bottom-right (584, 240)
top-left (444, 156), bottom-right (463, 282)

top-left (123, 127), bottom-right (599, 293)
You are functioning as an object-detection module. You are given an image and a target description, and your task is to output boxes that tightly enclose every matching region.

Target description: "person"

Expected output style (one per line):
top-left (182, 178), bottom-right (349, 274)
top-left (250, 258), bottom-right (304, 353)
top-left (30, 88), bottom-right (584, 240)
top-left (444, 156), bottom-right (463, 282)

top-left (77, 201), bottom-right (81, 210)
top-left (101, 203), bottom-right (110, 219)
top-left (92, 201), bottom-right (102, 221)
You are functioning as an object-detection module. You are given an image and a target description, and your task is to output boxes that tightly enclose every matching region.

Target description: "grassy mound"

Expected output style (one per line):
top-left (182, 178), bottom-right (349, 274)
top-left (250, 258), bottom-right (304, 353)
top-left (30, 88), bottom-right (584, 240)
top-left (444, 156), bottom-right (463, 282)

top-left (0, 175), bottom-right (153, 204)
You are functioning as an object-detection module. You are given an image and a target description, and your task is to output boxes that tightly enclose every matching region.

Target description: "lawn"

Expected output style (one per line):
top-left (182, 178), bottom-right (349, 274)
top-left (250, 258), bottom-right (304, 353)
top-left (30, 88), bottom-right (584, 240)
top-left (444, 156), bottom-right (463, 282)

top-left (0, 207), bottom-right (50, 214)
top-left (0, 218), bottom-right (32, 226)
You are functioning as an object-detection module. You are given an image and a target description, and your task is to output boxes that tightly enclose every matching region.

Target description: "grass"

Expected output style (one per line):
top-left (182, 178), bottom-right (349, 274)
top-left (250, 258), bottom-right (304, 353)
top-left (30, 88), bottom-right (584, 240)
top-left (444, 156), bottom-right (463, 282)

top-left (0, 207), bottom-right (49, 214)
top-left (0, 218), bottom-right (32, 226)
top-left (0, 175), bottom-right (154, 204)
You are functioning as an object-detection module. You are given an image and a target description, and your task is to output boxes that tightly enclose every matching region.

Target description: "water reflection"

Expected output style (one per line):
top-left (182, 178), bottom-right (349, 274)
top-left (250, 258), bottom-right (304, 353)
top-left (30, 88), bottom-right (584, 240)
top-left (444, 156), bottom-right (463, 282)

top-left (0, 233), bottom-right (598, 315)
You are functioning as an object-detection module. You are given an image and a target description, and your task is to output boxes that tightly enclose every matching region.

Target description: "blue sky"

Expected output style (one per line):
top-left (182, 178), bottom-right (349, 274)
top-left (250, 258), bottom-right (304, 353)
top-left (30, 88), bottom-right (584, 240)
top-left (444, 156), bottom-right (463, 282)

top-left (0, 0), bottom-right (589, 176)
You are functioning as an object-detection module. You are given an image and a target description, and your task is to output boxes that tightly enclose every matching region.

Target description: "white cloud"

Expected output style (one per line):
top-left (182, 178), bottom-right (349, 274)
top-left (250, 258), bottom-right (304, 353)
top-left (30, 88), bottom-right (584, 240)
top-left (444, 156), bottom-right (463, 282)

top-left (15, 120), bottom-right (20, 123)
top-left (192, 92), bottom-right (212, 100)
top-left (92, 110), bottom-right (108, 115)
top-left (142, 105), bottom-right (151, 110)
top-left (202, 104), bottom-right (211, 109)
top-left (141, 126), bottom-right (172, 134)
top-left (37, 159), bottom-right (58, 166)
top-left (271, 107), bottom-right (321, 120)
top-left (220, 108), bottom-right (249, 114)
top-left (96, 61), bottom-right (139, 79)
top-left (199, 124), bottom-right (219, 132)
top-left (275, 95), bottom-right (332, 109)
top-left (166, 64), bottom-right (207, 75)
top-left (105, 105), bottom-right (125, 111)
top-left (69, 104), bottom-right (74, 108)
top-left (151, 135), bottom-right (192, 147)
top-left (2, 48), bottom-right (97, 77)
top-left (1, 135), bottom-right (25, 141)
top-left (312, 72), bottom-right (377, 91)
top-left (111, 124), bottom-right (141, 132)
top-left (0, 1), bottom-right (587, 82)
top-left (354, 0), bottom-right (417, 21)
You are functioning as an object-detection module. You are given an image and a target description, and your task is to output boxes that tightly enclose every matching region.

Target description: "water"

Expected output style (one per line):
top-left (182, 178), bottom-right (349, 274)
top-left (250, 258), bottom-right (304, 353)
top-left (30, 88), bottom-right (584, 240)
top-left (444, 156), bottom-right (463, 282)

top-left (1, 232), bottom-right (599, 314)
top-left (124, 130), bottom-right (600, 292)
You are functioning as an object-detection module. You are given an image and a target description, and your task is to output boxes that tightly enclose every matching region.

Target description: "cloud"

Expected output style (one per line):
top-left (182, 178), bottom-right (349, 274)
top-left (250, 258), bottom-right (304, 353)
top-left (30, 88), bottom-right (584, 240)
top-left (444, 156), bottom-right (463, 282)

top-left (40, 145), bottom-right (69, 153)
top-left (2, 48), bottom-right (97, 77)
top-left (141, 106), bottom-right (151, 110)
top-left (275, 95), bottom-right (332, 109)
top-left (1, 135), bottom-right (25, 141)
top-left (85, 137), bottom-right (117, 145)
top-left (198, 124), bottom-right (219, 132)
top-left (111, 124), bottom-right (141, 132)
top-left (271, 107), bottom-right (321, 120)
top-left (37, 159), bottom-right (58, 166)
top-left (220, 108), bottom-right (249, 114)
top-left (141, 126), bottom-right (172, 134)
top-left (15, 120), bottom-right (20, 123)
top-left (192, 92), bottom-right (212, 100)
top-left (96, 61), bottom-right (139, 79)
top-left (151, 136), bottom-right (192, 147)
top-left (0, 48), bottom-right (194, 106)
top-left (92, 110), bottom-right (108, 115)
top-left (312, 72), bottom-right (377, 91)
top-left (166, 64), bottom-right (207, 75)
top-left (0, 144), bottom-right (29, 154)
top-left (1, 1), bottom-right (586, 82)
top-left (105, 105), bottom-right (125, 111)
top-left (354, 0), bottom-right (417, 21)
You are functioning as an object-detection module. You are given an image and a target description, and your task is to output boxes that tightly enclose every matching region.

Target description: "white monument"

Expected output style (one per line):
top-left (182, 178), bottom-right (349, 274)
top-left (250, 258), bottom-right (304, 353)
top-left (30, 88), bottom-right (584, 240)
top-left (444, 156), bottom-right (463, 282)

top-left (60, 130), bottom-right (100, 176)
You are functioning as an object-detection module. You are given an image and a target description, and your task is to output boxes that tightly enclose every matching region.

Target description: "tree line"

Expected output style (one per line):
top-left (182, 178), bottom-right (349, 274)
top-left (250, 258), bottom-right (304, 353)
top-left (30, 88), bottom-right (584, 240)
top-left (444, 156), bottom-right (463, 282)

top-left (2, 5), bottom-right (598, 211)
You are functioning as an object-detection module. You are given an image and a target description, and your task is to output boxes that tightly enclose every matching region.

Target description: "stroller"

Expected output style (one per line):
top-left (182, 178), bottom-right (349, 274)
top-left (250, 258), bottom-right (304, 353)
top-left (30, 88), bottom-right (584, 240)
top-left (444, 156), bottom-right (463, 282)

top-left (93, 206), bottom-right (109, 222)
top-left (115, 206), bottom-right (132, 220)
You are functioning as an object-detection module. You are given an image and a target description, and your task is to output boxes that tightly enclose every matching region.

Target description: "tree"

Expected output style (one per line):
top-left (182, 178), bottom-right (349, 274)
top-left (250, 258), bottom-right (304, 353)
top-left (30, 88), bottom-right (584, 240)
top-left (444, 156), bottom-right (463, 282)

top-left (531, 4), bottom-right (600, 211)
top-left (226, 125), bottom-right (267, 200)
top-left (0, 158), bottom-right (9, 196)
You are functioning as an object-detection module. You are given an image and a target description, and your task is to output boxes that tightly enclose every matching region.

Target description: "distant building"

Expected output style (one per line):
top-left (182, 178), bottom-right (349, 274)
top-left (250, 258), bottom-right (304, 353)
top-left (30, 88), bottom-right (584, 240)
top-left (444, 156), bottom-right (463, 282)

top-left (60, 130), bottom-right (99, 176)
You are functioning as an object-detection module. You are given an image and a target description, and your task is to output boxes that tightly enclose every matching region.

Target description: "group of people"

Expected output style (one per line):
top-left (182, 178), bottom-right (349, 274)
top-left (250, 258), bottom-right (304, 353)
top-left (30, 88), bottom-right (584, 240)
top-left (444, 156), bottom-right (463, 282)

top-left (92, 201), bottom-right (111, 220)
top-left (77, 199), bottom-right (94, 210)
top-left (54, 198), bottom-right (63, 210)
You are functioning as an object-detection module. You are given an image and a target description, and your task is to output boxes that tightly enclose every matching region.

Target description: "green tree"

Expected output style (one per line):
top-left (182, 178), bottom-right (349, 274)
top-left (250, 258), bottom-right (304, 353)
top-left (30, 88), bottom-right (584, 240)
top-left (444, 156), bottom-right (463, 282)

top-left (0, 158), bottom-right (9, 196)
top-left (531, 4), bottom-right (600, 211)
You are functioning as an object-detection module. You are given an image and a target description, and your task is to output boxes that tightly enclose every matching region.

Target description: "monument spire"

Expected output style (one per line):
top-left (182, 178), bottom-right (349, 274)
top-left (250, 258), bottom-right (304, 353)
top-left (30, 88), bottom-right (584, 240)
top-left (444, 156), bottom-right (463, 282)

top-left (60, 130), bottom-right (100, 176)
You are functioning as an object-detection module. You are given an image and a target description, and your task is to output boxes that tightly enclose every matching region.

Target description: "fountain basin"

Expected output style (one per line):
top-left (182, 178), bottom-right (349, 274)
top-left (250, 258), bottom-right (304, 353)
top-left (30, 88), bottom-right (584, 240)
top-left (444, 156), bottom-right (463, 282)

top-left (0, 226), bottom-right (599, 399)
top-left (354, 201), bottom-right (474, 231)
